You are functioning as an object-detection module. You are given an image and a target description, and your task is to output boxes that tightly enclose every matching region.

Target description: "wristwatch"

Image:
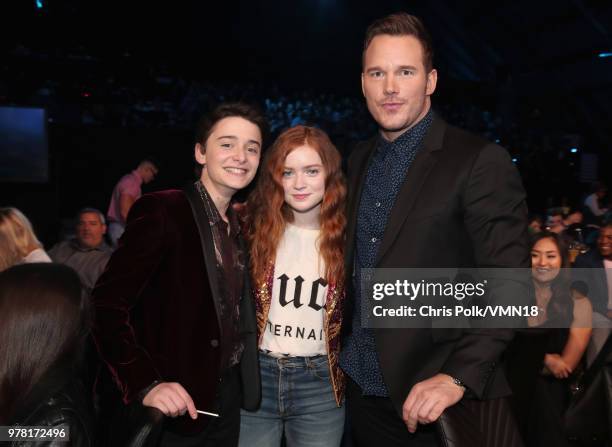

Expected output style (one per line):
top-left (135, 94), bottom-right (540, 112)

top-left (450, 376), bottom-right (466, 390)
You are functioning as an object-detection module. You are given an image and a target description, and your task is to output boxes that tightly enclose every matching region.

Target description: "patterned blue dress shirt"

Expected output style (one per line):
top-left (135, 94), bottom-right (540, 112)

top-left (340, 110), bottom-right (433, 396)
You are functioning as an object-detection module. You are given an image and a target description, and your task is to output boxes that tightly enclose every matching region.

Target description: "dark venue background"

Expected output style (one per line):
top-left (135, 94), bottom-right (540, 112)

top-left (1, 0), bottom-right (611, 245)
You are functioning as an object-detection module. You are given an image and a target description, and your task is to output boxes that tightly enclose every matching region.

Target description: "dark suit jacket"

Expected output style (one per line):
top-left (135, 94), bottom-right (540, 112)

top-left (343, 114), bottom-right (529, 416)
top-left (92, 185), bottom-right (260, 435)
top-left (574, 249), bottom-right (609, 315)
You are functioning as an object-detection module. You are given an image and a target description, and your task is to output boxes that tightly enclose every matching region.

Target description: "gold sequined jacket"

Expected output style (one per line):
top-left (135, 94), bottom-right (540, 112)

top-left (253, 267), bottom-right (346, 406)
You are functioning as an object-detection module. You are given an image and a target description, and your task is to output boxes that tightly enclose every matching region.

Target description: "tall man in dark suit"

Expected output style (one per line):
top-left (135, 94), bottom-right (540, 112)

top-left (92, 103), bottom-right (266, 446)
top-left (339, 13), bottom-right (529, 446)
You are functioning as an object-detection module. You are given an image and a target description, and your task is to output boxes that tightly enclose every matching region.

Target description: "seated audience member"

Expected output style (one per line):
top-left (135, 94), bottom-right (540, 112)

top-left (562, 209), bottom-right (585, 243)
top-left (574, 223), bottom-right (612, 318)
top-left (49, 208), bottom-right (112, 295)
top-left (546, 211), bottom-right (565, 234)
top-left (509, 232), bottom-right (592, 447)
top-left (529, 232), bottom-right (592, 373)
top-left (558, 209), bottom-right (587, 261)
top-left (563, 209), bottom-right (583, 229)
top-left (0, 207), bottom-right (51, 271)
top-left (0, 263), bottom-right (94, 446)
top-left (528, 213), bottom-right (544, 235)
top-left (583, 182), bottom-right (608, 224)
top-left (106, 158), bottom-right (159, 247)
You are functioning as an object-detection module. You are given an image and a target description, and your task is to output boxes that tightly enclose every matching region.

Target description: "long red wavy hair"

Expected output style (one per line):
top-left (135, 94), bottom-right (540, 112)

top-left (246, 126), bottom-right (346, 286)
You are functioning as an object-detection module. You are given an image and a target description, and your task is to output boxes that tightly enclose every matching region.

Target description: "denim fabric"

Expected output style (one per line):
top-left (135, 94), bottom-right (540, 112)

top-left (239, 353), bottom-right (344, 447)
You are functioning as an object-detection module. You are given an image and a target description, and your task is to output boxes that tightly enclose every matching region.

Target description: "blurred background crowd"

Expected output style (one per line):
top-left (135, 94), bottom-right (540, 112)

top-left (1, 0), bottom-right (611, 445)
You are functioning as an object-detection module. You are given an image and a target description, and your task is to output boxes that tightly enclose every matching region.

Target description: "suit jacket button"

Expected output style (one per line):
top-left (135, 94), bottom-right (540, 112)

top-left (210, 339), bottom-right (219, 348)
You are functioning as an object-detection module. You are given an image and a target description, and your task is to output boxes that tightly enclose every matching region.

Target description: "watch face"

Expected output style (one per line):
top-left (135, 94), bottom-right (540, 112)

top-left (452, 377), bottom-right (465, 388)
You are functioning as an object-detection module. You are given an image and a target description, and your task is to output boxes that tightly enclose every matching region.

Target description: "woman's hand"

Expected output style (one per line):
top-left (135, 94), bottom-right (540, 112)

top-left (544, 353), bottom-right (572, 379)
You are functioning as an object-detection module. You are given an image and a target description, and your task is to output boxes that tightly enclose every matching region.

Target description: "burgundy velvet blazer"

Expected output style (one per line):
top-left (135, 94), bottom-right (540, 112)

top-left (92, 185), bottom-right (260, 435)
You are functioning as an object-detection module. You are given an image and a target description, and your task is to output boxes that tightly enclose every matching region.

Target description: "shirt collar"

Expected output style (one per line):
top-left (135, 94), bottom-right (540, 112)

top-left (377, 108), bottom-right (433, 153)
top-left (70, 238), bottom-right (110, 252)
top-left (226, 205), bottom-right (241, 237)
top-left (196, 181), bottom-right (241, 236)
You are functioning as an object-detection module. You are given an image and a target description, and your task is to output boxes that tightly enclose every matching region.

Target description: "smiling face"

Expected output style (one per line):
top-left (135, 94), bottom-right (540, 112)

top-left (531, 237), bottom-right (562, 285)
top-left (598, 226), bottom-right (612, 260)
top-left (281, 145), bottom-right (326, 225)
top-left (362, 34), bottom-right (437, 141)
top-left (195, 116), bottom-right (262, 199)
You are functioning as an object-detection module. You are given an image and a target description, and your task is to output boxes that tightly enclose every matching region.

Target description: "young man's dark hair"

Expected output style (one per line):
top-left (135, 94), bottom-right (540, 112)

top-left (195, 102), bottom-right (269, 151)
top-left (362, 12), bottom-right (434, 72)
top-left (193, 102), bottom-right (268, 180)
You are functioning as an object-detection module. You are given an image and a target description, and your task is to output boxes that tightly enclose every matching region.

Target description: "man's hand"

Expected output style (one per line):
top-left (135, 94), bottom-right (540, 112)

top-left (142, 382), bottom-right (198, 419)
top-left (402, 373), bottom-right (465, 433)
top-left (544, 353), bottom-right (572, 379)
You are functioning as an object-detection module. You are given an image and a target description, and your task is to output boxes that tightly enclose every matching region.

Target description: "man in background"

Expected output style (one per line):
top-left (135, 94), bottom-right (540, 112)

top-left (49, 207), bottom-right (112, 295)
top-left (574, 223), bottom-right (612, 317)
top-left (106, 158), bottom-right (159, 247)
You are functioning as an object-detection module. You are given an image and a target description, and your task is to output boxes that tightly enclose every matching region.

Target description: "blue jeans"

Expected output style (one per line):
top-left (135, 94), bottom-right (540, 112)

top-left (239, 353), bottom-right (344, 447)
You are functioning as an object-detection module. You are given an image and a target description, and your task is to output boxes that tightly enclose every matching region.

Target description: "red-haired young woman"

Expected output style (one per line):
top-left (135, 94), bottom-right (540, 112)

top-left (239, 126), bottom-right (347, 447)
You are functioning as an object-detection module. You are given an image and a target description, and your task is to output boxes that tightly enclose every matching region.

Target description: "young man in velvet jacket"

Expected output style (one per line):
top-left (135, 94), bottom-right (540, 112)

top-left (92, 103), bottom-right (267, 446)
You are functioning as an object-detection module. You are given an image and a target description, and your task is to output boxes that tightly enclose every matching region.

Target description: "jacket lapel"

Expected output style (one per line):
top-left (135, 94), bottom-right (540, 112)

top-left (183, 182), bottom-right (224, 335)
top-left (375, 115), bottom-right (446, 265)
top-left (345, 136), bottom-right (378, 275)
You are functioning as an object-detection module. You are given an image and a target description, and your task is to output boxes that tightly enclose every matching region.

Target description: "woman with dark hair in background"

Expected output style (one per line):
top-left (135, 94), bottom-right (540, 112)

top-left (505, 231), bottom-right (592, 446)
top-left (529, 231), bottom-right (592, 377)
top-left (240, 126), bottom-right (346, 447)
top-left (0, 263), bottom-right (93, 446)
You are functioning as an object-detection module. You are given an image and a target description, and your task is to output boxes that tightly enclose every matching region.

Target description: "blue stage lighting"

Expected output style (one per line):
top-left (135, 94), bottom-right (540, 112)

top-left (35, 0), bottom-right (43, 9)
top-left (570, 147), bottom-right (578, 153)
top-left (599, 52), bottom-right (612, 58)
top-left (511, 157), bottom-right (518, 163)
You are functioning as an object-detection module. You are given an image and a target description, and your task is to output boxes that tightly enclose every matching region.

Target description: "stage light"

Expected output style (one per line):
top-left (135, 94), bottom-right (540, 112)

top-left (570, 147), bottom-right (578, 153)
top-left (35, 0), bottom-right (43, 9)
top-left (598, 52), bottom-right (612, 58)
top-left (512, 157), bottom-right (518, 163)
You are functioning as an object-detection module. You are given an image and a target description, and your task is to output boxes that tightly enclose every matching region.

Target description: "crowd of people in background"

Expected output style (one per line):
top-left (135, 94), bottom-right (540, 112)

top-left (2, 42), bottom-right (599, 159)
top-left (1, 54), bottom-right (611, 443)
top-left (2, 32), bottom-right (612, 442)
top-left (1, 11), bottom-right (611, 447)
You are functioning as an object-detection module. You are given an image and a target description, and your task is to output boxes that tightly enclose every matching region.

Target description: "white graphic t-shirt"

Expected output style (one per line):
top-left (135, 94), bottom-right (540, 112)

top-left (260, 224), bottom-right (328, 356)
